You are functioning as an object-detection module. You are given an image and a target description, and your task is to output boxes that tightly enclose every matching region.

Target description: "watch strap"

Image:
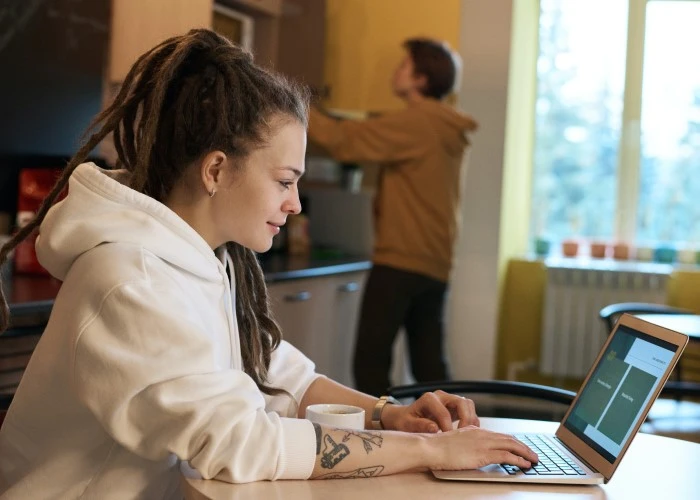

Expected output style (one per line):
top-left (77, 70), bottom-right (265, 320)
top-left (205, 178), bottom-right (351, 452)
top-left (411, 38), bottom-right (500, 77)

top-left (371, 395), bottom-right (400, 430)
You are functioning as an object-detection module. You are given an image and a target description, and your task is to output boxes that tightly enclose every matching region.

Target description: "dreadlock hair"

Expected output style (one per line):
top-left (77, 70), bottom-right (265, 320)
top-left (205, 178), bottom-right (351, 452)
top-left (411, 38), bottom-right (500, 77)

top-left (403, 37), bottom-right (461, 100)
top-left (0, 28), bottom-right (310, 397)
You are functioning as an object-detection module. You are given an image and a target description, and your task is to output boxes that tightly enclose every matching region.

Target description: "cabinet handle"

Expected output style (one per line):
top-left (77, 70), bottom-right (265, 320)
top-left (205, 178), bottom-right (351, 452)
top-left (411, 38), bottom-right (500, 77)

top-left (337, 282), bottom-right (360, 293)
top-left (283, 291), bottom-right (311, 302)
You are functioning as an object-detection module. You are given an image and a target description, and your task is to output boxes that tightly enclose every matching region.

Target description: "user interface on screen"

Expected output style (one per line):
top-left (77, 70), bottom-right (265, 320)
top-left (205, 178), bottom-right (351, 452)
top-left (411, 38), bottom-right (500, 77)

top-left (563, 325), bottom-right (677, 463)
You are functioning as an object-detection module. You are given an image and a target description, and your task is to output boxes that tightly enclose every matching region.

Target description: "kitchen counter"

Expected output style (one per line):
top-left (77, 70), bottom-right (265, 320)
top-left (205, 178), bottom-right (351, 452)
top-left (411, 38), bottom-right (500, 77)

top-left (260, 252), bottom-right (371, 283)
top-left (3, 252), bottom-right (372, 319)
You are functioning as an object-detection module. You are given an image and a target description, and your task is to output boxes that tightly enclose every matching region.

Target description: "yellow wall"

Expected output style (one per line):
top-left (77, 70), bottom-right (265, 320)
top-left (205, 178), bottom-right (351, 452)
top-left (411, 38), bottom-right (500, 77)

top-left (498, 0), bottom-right (539, 281)
top-left (324, 0), bottom-right (461, 112)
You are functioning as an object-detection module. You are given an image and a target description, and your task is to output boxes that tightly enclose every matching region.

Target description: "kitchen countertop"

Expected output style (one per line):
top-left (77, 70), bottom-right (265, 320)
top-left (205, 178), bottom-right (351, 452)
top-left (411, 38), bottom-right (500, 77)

top-left (3, 252), bottom-right (372, 319)
top-left (260, 252), bottom-right (371, 282)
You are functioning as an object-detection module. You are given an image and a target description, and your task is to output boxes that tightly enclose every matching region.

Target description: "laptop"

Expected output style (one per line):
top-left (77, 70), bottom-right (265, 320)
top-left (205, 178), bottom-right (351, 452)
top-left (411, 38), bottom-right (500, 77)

top-left (433, 313), bottom-right (689, 485)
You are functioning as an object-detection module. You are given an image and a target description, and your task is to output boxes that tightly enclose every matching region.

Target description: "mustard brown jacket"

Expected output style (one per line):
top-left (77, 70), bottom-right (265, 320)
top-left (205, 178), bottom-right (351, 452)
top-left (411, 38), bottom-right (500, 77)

top-left (308, 99), bottom-right (478, 282)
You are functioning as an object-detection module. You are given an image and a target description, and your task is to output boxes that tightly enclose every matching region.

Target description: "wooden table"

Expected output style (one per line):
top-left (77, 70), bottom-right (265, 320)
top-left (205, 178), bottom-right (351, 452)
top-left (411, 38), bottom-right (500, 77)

top-left (635, 314), bottom-right (700, 341)
top-left (181, 417), bottom-right (700, 499)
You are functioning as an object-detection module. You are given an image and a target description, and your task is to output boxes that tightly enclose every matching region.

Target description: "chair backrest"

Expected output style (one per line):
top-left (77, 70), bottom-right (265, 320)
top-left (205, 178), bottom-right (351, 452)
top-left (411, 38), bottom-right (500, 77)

top-left (387, 380), bottom-right (576, 422)
top-left (598, 302), bottom-right (691, 332)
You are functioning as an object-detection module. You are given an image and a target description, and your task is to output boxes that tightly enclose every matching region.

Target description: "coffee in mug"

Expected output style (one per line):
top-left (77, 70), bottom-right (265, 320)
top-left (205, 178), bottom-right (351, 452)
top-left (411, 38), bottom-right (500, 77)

top-left (305, 404), bottom-right (365, 430)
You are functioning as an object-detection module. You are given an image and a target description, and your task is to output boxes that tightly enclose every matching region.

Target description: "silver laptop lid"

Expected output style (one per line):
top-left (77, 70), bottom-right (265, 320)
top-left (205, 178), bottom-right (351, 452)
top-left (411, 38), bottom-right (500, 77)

top-left (555, 313), bottom-right (688, 482)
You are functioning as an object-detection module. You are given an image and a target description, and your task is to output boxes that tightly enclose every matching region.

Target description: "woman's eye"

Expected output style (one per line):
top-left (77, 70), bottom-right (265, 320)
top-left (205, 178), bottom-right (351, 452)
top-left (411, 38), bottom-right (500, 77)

top-left (279, 180), bottom-right (293, 190)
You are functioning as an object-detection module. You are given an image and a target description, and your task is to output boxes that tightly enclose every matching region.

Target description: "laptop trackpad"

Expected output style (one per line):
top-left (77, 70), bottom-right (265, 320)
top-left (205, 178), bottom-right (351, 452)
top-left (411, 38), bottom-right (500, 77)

top-left (432, 464), bottom-right (509, 480)
top-left (479, 464), bottom-right (508, 474)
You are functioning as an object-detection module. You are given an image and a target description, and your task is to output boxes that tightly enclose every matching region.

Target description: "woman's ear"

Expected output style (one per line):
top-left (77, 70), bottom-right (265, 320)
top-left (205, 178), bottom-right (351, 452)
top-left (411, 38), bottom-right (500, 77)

top-left (200, 151), bottom-right (228, 195)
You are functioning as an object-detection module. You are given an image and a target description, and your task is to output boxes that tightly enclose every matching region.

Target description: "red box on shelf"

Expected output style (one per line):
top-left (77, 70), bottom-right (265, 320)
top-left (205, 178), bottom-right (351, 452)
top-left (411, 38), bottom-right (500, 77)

top-left (14, 168), bottom-right (65, 275)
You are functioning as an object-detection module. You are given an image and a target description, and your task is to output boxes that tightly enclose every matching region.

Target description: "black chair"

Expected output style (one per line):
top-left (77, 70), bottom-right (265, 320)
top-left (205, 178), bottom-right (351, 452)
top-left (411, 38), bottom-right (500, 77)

top-left (387, 379), bottom-right (700, 441)
top-left (598, 302), bottom-right (691, 332)
top-left (387, 380), bottom-right (576, 422)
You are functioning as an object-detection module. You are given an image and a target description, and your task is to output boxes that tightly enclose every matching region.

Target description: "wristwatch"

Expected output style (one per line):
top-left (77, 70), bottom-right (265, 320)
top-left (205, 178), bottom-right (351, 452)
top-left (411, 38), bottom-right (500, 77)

top-left (371, 395), bottom-right (401, 430)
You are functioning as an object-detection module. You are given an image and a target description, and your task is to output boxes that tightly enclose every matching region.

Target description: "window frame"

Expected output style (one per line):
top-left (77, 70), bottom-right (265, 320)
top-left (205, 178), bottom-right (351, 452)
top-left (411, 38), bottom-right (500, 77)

top-left (530, 0), bottom-right (698, 246)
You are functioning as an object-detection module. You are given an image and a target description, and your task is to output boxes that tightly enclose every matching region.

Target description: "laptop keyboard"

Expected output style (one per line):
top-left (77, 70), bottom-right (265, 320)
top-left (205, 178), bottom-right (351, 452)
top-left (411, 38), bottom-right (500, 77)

top-left (501, 434), bottom-right (588, 476)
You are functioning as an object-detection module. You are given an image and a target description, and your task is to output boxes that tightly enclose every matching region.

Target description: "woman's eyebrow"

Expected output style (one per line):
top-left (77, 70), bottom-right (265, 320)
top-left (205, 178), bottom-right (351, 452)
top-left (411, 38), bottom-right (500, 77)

top-left (278, 166), bottom-right (304, 178)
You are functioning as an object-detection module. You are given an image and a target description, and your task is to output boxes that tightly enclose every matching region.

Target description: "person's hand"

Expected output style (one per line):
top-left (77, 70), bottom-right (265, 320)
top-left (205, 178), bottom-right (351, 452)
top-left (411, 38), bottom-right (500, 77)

top-left (382, 390), bottom-right (479, 433)
top-left (428, 426), bottom-right (539, 471)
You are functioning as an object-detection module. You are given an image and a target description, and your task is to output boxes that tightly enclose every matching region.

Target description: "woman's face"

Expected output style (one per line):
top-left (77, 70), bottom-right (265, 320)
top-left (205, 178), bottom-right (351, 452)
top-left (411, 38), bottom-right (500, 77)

top-left (213, 119), bottom-right (306, 252)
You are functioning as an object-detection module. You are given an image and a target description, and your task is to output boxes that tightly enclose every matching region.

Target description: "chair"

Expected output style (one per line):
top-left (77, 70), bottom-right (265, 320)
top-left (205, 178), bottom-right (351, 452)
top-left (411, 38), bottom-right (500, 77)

top-left (387, 380), bottom-right (576, 422)
top-left (598, 302), bottom-right (691, 332)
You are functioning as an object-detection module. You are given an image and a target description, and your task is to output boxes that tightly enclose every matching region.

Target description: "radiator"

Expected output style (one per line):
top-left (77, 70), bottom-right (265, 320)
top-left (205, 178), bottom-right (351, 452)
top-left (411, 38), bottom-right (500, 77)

top-left (539, 263), bottom-right (670, 378)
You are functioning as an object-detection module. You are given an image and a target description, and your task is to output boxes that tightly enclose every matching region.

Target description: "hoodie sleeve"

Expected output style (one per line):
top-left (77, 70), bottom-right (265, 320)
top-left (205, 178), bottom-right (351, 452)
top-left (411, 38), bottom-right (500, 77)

top-left (71, 282), bottom-right (316, 483)
top-left (308, 106), bottom-right (427, 164)
top-left (263, 341), bottom-right (325, 418)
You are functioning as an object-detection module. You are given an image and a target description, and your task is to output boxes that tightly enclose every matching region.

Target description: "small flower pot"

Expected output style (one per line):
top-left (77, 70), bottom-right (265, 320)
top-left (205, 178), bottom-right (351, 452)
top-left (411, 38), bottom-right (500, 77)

top-left (590, 241), bottom-right (608, 259)
top-left (612, 242), bottom-right (630, 260)
top-left (562, 240), bottom-right (580, 258)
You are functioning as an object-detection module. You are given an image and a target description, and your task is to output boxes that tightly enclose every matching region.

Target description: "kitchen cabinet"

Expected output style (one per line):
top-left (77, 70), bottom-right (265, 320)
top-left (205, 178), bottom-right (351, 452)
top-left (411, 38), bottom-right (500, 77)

top-left (276, 0), bottom-right (326, 93)
top-left (330, 273), bottom-right (366, 386)
top-left (323, 0), bottom-right (461, 112)
top-left (267, 270), bottom-right (367, 387)
top-left (108, 0), bottom-right (214, 82)
top-left (215, 0), bottom-right (283, 69)
top-left (221, 0), bottom-right (283, 16)
top-left (216, 0), bottom-right (326, 88)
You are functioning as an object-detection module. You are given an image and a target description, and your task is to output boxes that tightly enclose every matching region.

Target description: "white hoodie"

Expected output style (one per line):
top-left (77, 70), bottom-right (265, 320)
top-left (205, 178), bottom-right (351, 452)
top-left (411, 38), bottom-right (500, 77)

top-left (0, 163), bottom-right (320, 499)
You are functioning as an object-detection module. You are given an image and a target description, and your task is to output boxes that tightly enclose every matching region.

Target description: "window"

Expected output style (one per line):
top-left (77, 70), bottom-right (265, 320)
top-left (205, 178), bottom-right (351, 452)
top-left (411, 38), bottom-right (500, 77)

top-left (531, 0), bottom-right (700, 249)
top-left (638, 1), bottom-right (700, 243)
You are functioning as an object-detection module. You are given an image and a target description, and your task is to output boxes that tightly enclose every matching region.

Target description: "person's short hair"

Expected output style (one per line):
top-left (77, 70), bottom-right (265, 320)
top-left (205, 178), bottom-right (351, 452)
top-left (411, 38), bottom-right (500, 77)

top-left (402, 38), bottom-right (462, 100)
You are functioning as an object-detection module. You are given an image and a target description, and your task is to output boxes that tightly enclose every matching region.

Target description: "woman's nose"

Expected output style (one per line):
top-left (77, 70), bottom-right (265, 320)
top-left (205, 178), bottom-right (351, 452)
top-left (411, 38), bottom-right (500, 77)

top-left (284, 194), bottom-right (302, 215)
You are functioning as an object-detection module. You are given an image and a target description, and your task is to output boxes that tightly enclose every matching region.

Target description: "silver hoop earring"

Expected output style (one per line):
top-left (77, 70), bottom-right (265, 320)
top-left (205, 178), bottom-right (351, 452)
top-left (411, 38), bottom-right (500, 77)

top-left (209, 189), bottom-right (216, 198)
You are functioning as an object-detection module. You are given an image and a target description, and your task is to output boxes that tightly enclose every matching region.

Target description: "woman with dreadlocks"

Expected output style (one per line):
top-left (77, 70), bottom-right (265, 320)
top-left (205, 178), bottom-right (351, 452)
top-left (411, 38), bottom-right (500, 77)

top-left (0, 30), bottom-right (536, 498)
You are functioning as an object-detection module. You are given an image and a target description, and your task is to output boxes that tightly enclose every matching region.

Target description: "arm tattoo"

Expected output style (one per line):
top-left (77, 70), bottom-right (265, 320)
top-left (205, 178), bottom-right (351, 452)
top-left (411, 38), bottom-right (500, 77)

top-left (317, 466), bottom-right (385, 479)
top-left (341, 430), bottom-right (383, 454)
top-left (313, 423), bottom-right (322, 455)
top-left (320, 434), bottom-right (350, 469)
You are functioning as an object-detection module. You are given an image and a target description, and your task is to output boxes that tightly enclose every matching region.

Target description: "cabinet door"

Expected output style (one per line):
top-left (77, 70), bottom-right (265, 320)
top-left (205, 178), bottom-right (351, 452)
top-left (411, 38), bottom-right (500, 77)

top-left (267, 277), bottom-right (334, 376)
top-left (323, 0), bottom-right (461, 112)
top-left (276, 0), bottom-right (326, 93)
top-left (329, 271), bottom-right (367, 387)
top-left (109, 0), bottom-right (213, 81)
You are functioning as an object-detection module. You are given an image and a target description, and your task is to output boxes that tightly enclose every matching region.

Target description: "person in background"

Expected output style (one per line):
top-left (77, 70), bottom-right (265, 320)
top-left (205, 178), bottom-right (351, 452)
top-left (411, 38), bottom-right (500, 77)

top-left (307, 38), bottom-right (478, 396)
top-left (0, 30), bottom-right (533, 499)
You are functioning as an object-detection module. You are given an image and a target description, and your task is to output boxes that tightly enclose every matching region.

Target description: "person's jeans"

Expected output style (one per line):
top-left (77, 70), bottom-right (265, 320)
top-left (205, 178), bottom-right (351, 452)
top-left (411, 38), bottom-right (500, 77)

top-left (353, 264), bottom-right (450, 397)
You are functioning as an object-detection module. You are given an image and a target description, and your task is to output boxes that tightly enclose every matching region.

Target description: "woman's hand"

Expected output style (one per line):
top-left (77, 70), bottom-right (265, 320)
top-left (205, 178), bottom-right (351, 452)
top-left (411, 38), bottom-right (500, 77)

top-left (382, 390), bottom-right (479, 433)
top-left (427, 426), bottom-right (539, 471)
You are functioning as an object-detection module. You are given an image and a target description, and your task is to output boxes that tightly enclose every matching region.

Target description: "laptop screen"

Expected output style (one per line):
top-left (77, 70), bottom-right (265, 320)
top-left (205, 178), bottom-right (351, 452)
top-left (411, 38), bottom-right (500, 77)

top-left (562, 325), bottom-right (678, 463)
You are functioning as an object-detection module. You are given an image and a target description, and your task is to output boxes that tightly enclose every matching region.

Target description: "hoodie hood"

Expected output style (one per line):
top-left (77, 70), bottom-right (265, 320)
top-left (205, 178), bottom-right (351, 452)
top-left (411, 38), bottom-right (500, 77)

top-left (36, 162), bottom-right (222, 282)
top-left (412, 98), bottom-right (478, 155)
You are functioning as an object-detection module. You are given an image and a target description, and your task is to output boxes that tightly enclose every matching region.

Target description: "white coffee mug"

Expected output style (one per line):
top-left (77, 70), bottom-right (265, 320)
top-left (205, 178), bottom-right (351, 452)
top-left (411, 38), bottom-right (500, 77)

top-left (305, 404), bottom-right (365, 430)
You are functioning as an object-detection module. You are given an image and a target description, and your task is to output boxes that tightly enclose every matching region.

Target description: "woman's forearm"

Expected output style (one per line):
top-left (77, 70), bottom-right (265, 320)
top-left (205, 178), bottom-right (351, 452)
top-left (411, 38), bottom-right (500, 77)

top-left (309, 423), bottom-right (538, 479)
top-left (299, 378), bottom-right (539, 476)
top-left (309, 424), bottom-right (428, 479)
